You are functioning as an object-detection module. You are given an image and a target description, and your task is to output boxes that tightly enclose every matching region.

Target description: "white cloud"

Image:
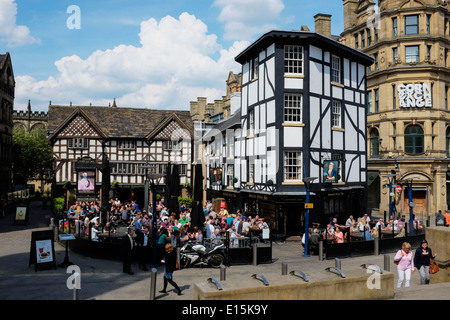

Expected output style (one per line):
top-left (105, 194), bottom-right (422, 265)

top-left (0, 0), bottom-right (39, 47)
top-left (15, 12), bottom-right (247, 111)
top-left (213, 0), bottom-right (285, 41)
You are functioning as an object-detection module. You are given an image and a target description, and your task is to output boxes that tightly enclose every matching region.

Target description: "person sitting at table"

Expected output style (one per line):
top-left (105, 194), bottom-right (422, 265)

top-left (350, 222), bottom-right (360, 235)
top-left (375, 218), bottom-right (385, 230)
top-left (357, 217), bottom-right (365, 233)
top-left (91, 224), bottom-right (100, 242)
top-left (104, 221), bottom-right (116, 234)
top-left (371, 227), bottom-right (379, 238)
top-left (363, 226), bottom-right (374, 241)
top-left (345, 215), bottom-right (354, 227)
top-left (395, 226), bottom-right (406, 238)
top-left (323, 224), bottom-right (335, 239)
top-left (334, 226), bottom-right (345, 244)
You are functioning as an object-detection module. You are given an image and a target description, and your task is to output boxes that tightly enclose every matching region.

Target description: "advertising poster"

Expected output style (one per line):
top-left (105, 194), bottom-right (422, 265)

top-left (15, 206), bottom-right (27, 221)
top-left (35, 239), bottom-right (54, 264)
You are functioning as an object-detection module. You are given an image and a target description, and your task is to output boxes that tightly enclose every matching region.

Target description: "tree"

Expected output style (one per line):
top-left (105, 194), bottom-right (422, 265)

top-left (12, 127), bottom-right (52, 187)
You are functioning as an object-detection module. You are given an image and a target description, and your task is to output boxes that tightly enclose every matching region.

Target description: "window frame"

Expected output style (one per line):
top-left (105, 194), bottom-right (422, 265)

top-left (405, 45), bottom-right (420, 63)
top-left (332, 100), bottom-right (342, 128)
top-left (284, 45), bottom-right (304, 75)
top-left (68, 137), bottom-right (88, 150)
top-left (392, 17), bottom-right (398, 37)
top-left (404, 14), bottom-right (419, 35)
top-left (331, 55), bottom-right (341, 84)
top-left (283, 151), bottom-right (302, 182)
top-left (404, 125), bottom-right (424, 155)
top-left (227, 164), bottom-right (234, 187)
top-left (283, 93), bottom-right (303, 123)
top-left (369, 129), bottom-right (379, 158)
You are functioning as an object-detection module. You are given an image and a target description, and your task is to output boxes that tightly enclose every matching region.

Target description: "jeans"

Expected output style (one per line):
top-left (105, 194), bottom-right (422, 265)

top-left (419, 266), bottom-right (430, 284)
top-left (397, 268), bottom-right (412, 288)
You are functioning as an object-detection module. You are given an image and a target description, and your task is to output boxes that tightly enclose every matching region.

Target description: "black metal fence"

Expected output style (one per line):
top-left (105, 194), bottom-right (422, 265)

top-left (322, 223), bottom-right (426, 260)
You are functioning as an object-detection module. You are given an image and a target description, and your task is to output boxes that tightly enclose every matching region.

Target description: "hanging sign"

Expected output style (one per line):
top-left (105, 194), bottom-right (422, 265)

top-left (398, 83), bottom-right (432, 108)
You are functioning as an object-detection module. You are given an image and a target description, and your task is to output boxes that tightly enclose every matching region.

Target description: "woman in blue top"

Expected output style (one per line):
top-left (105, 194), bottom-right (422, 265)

top-left (414, 239), bottom-right (437, 285)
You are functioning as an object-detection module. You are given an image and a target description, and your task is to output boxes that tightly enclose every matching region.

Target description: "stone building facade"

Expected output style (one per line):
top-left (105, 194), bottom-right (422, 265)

top-left (13, 100), bottom-right (48, 133)
top-left (341, 0), bottom-right (450, 221)
top-left (0, 52), bottom-right (15, 198)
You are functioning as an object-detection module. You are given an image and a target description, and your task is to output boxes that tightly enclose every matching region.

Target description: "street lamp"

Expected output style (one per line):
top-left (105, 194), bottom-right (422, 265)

top-left (302, 176), bottom-right (317, 257)
top-left (147, 173), bottom-right (164, 267)
top-left (402, 177), bottom-right (416, 236)
top-left (386, 173), bottom-right (398, 220)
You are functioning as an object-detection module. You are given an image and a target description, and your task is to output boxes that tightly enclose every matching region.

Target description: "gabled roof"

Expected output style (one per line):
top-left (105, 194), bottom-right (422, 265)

top-left (47, 107), bottom-right (106, 141)
top-left (235, 30), bottom-right (374, 66)
top-left (47, 105), bottom-right (194, 140)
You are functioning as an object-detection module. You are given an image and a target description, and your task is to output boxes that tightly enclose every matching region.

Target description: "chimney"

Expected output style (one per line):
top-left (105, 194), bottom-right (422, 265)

top-left (314, 13), bottom-right (332, 38)
top-left (342, 0), bottom-right (358, 31)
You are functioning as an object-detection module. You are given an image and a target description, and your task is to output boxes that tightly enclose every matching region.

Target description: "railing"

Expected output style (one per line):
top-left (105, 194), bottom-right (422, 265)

top-left (321, 223), bottom-right (426, 260)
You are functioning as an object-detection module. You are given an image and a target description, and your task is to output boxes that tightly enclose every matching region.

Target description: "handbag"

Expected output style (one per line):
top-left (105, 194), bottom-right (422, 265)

top-left (429, 259), bottom-right (439, 274)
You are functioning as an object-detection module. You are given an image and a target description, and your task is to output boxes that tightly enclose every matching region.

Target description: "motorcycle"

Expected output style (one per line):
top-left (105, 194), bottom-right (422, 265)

top-left (179, 240), bottom-right (225, 268)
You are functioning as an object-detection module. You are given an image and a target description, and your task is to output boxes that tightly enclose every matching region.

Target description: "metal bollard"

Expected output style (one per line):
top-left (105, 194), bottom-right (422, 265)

top-left (374, 237), bottom-right (379, 256)
top-left (335, 258), bottom-right (341, 270)
top-left (176, 247), bottom-right (181, 269)
top-left (282, 262), bottom-right (288, 275)
top-left (384, 254), bottom-right (390, 272)
top-left (73, 288), bottom-right (79, 300)
top-left (253, 243), bottom-right (258, 266)
top-left (150, 268), bottom-right (157, 300)
top-left (319, 240), bottom-right (323, 261)
top-left (220, 264), bottom-right (227, 281)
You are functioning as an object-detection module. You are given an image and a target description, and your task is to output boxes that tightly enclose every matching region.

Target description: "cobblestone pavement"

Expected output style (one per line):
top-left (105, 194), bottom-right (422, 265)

top-left (0, 201), bottom-right (448, 303)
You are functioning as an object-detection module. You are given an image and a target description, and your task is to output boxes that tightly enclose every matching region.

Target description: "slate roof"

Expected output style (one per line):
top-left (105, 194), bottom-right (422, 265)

top-left (47, 105), bottom-right (194, 139)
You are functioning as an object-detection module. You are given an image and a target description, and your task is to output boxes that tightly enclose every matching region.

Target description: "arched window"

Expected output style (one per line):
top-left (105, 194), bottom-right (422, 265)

top-left (404, 125), bottom-right (424, 154)
top-left (446, 127), bottom-right (450, 157)
top-left (369, 128), bottom-right (379, 158)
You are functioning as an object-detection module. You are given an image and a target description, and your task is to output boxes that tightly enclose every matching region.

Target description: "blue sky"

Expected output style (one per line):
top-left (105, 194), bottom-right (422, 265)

top-left (3, 0), bottom-right (344, 112)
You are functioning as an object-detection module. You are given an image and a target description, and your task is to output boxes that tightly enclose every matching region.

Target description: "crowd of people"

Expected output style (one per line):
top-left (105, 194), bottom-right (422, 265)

top-left (302, 212), bottom-right (427, 253)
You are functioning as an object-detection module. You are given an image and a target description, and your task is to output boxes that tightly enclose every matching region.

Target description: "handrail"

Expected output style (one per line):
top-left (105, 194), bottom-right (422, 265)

top-left (207, 277), bottom-right (223, 290)
top-left (434, 258), bottom-right (450, 264)
top-left (289, 270), bottom-right (309, 282)
top-left (251, 274), bottom-right (269, 286)
top-left (360, 264), bottom-right (383, 274)
top-left (325, 266), bottom-right (346, 278)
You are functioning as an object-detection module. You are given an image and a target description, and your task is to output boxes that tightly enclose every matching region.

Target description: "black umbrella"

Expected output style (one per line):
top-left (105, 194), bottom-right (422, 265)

top-left (164, 162), bottom-right (172, 209)
top-left (190, 164), bottom-right (205, 229)
top-left (168, 164), bottom-right (180, 216)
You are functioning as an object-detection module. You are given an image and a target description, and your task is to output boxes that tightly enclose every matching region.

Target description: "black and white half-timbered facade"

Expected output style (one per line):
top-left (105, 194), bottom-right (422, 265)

top-left (203, 30), bottom-right (373, 236)
top-left (47, 104), bottom-right (193, 204)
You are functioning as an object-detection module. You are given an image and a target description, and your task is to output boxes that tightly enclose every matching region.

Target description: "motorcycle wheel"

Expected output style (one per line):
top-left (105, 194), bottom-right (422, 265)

top-left (209, 254), bottom-right (224, 268)
top-left (180, 255), bottom-right (190, 269)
